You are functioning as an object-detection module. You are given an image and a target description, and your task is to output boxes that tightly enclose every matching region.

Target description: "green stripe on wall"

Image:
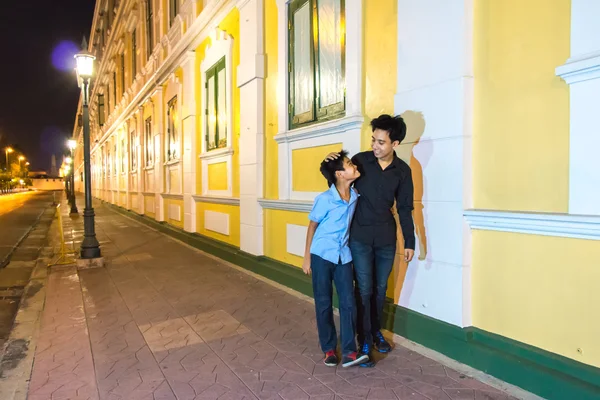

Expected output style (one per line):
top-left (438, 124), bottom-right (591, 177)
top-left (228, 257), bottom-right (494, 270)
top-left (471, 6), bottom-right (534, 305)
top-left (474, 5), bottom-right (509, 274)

top-left (106, 202), bottom-right (600, 400)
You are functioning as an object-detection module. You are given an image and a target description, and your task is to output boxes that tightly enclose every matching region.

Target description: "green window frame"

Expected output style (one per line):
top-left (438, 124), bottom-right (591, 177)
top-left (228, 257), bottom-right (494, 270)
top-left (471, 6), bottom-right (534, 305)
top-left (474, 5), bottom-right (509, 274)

top-left (120, 53), bottom-right (125, 95)
top-left (107, 148), bottom-right (111, 176)
top-left (132, 29), bottom-right (137, 80)
top-left (113, 143), bottom-right (118, 174)
top-left (112, 72), bottom-right (117, 106)
top-left (145, 117), bottom-right (153, 166)
top-left (146, 0), bottom-right (153, 57)
top-left (121, 138), bottom-right (126, 173)
top-left (204, 57), bottom-right (227, 152)
top-left (130, 129), bottom-right (138, 171)
top-left (288, 0), bottom-right (345, 129)
top-left (97, 94), bottom-right (105, 126)
top-left (169, 0), bottom-right (179, 27)
top-left (167, 96), bottom-right (178, 161)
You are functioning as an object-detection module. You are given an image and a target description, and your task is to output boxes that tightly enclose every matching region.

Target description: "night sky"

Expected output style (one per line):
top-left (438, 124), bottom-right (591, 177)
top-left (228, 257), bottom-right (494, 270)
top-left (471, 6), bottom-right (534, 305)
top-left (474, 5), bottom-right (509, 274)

top-left (0, 1), bottom-right (96, 172)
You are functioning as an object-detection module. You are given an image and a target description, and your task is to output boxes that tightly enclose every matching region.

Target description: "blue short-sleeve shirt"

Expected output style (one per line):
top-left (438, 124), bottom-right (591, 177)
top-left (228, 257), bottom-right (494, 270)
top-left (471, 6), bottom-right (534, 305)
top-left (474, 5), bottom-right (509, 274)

top-left (308, 185), bottom-right (359, 264)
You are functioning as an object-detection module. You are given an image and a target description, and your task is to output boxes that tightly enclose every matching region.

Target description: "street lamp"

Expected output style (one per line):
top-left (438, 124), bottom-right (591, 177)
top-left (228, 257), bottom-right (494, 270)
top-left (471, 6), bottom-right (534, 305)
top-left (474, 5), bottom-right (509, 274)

top-left (18, 156), bottom-right (25, 176)
top-left (67, 140), bottom-right (78, 215)
top-left (74, 37), bottom-right (101, 259)
top-left (4, 147), bottom-right (13, 172)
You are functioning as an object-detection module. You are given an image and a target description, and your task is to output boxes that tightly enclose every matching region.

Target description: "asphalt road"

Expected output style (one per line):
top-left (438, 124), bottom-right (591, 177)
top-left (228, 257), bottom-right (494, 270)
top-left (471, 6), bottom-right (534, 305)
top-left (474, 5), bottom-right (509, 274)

top-left (0, 191), bottom-right (56, 351)
top-left (0, 191), bottom-right (56, 268)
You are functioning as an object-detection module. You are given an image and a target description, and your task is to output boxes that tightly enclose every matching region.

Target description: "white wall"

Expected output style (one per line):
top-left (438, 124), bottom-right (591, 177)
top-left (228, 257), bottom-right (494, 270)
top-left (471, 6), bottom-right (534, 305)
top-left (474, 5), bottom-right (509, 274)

top-left (556, 0), bottom-right (600, 215)
top-left (393, 0), bottom-right (473, 327)
top-left (30, 178), bottom-right (65, 191)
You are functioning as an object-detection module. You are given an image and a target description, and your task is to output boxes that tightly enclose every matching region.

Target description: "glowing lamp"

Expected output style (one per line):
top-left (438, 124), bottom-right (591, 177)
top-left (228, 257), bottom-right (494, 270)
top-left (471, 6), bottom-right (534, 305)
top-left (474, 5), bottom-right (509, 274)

top-left (74, 48), bottom-right (95, 80)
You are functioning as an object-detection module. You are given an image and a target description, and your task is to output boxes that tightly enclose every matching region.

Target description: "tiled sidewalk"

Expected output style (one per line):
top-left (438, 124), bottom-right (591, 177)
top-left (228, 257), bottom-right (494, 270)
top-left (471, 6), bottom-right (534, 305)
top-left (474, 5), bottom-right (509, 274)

top-left (28, 198), bottom-right (521, 400)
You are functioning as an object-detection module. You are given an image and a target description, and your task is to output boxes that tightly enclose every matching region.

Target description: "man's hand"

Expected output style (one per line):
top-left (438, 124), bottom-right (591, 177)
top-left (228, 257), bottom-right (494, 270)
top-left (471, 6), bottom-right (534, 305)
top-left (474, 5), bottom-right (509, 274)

top-left (302, 258), bottom-right (312, 275)
top-left (324, 152), bottom-right (340, 162)
top-left (404, 249), bottom-right (414, 263)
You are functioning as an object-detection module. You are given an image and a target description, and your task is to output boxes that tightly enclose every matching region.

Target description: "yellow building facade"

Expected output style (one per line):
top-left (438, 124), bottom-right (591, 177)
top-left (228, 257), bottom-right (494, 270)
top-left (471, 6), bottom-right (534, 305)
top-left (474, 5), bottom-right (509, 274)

top-left (72, 1), bottom-right (600, 398)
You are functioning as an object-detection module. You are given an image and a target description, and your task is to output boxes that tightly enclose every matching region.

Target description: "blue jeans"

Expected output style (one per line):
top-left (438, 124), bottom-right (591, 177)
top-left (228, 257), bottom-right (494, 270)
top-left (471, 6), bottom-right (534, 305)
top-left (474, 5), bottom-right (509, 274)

top-left (349, 239), bottom-right (396, 346)
top-left (311, 254), bottom-right (357, 356)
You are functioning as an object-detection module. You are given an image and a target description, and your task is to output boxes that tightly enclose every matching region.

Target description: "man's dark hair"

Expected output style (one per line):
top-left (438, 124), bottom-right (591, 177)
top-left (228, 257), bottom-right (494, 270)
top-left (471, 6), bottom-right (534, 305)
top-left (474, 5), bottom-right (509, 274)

top-left (320, 149), bottom-right (349, 187)
top-left (370, 114), bottom-right (407, 144)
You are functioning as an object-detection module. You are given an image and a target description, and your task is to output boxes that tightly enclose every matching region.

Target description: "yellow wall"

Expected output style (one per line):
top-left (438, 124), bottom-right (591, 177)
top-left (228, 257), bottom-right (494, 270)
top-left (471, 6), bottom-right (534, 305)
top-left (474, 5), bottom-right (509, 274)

top-left (164, 198), bottom-right (184, 228)
top-left (196, 203), bottom-right (240, 246)
top-left (264, 209), bottom-right (308, 267)
top-left (472, 230), bottom-right (600, 368)
top-left (473, 0), bottom-right (570, 212)
top-left (195, 38), bottom-right (209, 195)
top-left (263, 0), bottom-right (400, 267)
top-left (265, 0), bottom-right (279, 199)
top-left (130, 193), bottom-right (138, 211)
top-left (208, 162), bottom-right (228, 191)
top-left (194, 9), bottom-right (241, 197)
top-left (362, 0), bottom-right (398, 150)
top-left (291, 143), bottom-right (342, 192)
top-left (144, 195), bottom-right (155, 218)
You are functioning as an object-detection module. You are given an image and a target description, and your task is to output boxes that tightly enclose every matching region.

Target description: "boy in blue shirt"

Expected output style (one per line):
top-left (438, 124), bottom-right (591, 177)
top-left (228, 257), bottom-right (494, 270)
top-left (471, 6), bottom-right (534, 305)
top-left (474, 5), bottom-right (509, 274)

top-left (302, 150), bottom-right (369, 368)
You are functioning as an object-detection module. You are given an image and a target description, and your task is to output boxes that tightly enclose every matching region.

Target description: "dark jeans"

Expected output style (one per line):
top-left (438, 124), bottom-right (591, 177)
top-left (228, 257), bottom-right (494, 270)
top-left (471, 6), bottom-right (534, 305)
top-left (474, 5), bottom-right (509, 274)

top-left (349, 239), bottom-right (396, 346)
top-left (311, 254), bottom-right (357, 356)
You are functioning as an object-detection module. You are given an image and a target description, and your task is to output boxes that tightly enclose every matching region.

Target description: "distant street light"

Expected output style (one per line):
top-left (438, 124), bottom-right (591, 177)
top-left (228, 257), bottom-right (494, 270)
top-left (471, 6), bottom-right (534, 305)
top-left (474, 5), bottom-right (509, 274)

top-left (4, 147), bottom-right (13, 172)
top-left (74, 38), bottom-right (101, 259)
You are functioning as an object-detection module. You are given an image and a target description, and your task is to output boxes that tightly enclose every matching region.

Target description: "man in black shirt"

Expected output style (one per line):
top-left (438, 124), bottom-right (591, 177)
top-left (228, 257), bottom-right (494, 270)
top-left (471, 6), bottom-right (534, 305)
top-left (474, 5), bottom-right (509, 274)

top-left (326, 114), bottom-right (415, 362)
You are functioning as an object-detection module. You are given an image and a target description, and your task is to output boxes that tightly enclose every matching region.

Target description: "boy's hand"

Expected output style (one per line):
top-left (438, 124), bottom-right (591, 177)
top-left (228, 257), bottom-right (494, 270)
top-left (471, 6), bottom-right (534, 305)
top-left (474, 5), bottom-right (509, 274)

top-left (404, 249), bottom-right (414, 263)
top-left (302, 258), bottom-right (312, 275)
top-left (324, 152), bottom-right (340, 162)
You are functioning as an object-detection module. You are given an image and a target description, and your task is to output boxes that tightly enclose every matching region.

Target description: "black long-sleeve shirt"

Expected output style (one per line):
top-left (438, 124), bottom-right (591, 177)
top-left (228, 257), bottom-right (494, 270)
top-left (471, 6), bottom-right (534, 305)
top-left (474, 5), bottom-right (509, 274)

top-left (350, 151), bottom-right (415, 249)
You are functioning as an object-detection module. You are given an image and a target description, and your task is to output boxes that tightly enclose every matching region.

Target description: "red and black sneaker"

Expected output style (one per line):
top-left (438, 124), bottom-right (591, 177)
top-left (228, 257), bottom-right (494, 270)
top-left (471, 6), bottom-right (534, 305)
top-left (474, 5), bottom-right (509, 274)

top-left (341, 351), bottom-right (369, 368)
top-left (323, 350), bottom-right (338, 367)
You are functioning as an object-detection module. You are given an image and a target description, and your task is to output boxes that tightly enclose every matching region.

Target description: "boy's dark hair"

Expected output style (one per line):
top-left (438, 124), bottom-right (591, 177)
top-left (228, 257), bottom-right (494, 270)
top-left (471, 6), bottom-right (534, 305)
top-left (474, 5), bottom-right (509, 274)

top-left (370, 114), bottom-right (407, 144)
top-left (320, 149), bottom-right (349, 187)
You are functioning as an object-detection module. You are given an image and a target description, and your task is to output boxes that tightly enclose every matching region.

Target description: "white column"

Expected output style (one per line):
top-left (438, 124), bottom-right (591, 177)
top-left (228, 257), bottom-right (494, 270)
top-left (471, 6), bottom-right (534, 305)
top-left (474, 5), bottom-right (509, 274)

top-left (154, 87), bottom-right (165, 221)
top-left (238, 0), bottom-right (265, 255)
top-left (394, 0), bottom-right (474, 327)
top-left (181, 51), bottom-right (197, 232)
top-left (556, 0), bottom-right (600, 215)
top-left (138, 106), bottom-right (145, 214)
top-left (125, 120), bottom-right (131, 210)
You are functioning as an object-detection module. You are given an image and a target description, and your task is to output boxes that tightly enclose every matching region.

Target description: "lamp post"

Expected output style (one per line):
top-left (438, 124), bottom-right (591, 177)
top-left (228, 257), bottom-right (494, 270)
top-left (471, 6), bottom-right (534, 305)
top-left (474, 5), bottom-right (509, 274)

top-left (74, 38), bottom-right (101, 259)
top-left (64, 164), bottom-right (71, 202)
top-left (18, 156), bottom-right (25, 177)
top-left (4, 147), bottom-right (13, 172)
top-left (66, 156), bottom-right (78, 214)
top-left (67, 140), bottom-right (78, 214)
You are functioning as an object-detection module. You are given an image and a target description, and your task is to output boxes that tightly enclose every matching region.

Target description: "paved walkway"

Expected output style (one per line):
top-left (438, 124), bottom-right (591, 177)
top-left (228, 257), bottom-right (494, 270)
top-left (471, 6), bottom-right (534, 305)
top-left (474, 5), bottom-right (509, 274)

top-left (27, 198), bottom-right (520, 400)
